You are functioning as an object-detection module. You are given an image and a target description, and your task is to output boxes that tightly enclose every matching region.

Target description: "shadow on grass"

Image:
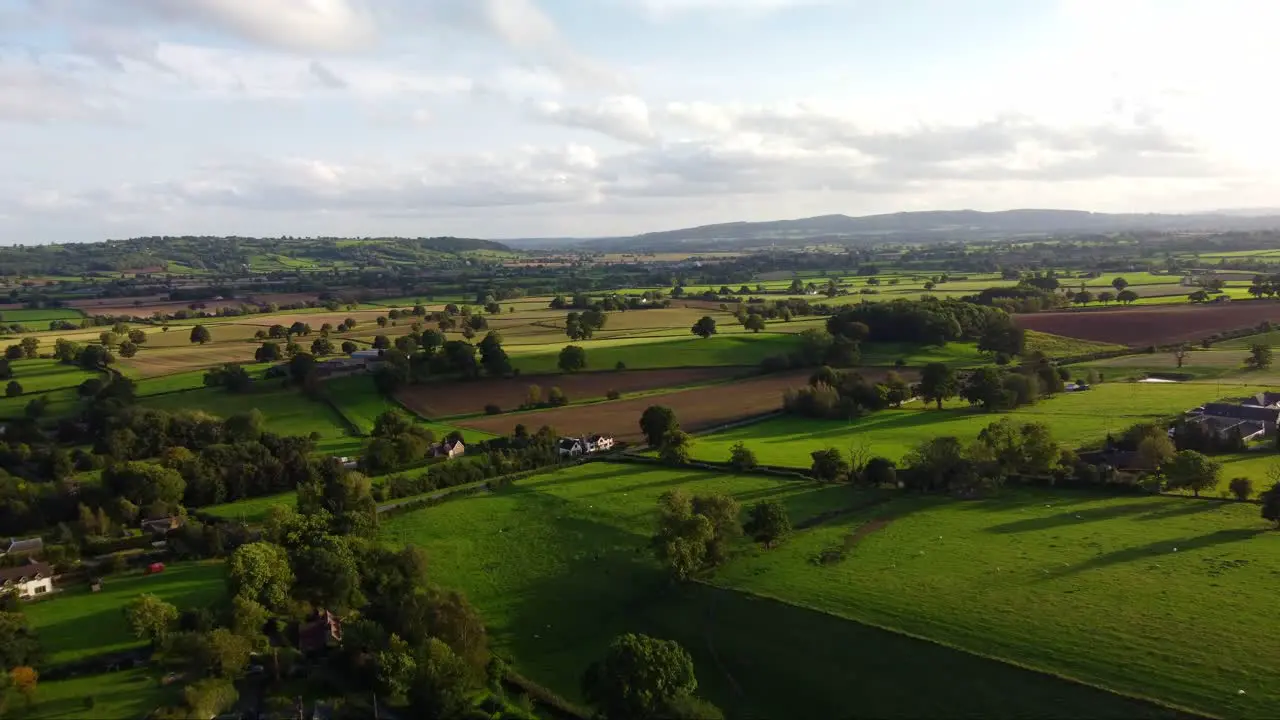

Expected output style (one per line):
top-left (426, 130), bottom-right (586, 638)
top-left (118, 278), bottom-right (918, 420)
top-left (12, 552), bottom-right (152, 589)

top-left (1051, 528), bottom-right (1266, 578)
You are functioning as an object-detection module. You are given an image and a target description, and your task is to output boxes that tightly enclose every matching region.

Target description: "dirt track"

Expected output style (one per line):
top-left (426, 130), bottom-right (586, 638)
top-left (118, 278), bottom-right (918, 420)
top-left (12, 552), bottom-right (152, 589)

top-left (1013, 301), bottom-right (1280, 347)
top-left (397, 368), bottom-right (739, 418)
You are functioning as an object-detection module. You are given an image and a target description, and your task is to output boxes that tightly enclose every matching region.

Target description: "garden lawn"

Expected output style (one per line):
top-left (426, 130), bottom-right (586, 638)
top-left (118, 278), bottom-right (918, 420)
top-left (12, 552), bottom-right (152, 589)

top-left (27, 562), bottom-right (226, 665)
top-left (714, 489), bottom-right (1280, 718)
top-left (506, 334), bottom-right (800, 373)
top-left (694, 380), bottom-right (1275, 467)
top-left (10, 669), bottom-right (179, 720)
top-left (377, 463), bottom-right (1176, 719)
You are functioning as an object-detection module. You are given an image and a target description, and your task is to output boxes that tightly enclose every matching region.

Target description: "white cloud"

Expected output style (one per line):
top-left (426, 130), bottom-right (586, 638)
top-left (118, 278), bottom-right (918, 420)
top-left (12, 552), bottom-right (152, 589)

top-left (531, 95), bottom-right (656, 144)
top-left (121, 0), bottom-right (380, 52)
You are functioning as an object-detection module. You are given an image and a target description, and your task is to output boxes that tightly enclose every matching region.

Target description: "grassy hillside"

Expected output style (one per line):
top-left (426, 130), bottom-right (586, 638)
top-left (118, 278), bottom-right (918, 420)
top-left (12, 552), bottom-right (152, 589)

top-left (378, 463), bottom-right (1180, 719)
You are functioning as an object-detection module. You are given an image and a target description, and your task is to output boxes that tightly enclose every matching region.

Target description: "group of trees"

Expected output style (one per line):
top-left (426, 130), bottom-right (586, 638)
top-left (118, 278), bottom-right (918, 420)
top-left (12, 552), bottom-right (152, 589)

top-left (782, 367), bottom-right (912, 420)
top-left (652, 488), bottom-right (793, 583)
top-left (639, 406), bottom-right (692, 464)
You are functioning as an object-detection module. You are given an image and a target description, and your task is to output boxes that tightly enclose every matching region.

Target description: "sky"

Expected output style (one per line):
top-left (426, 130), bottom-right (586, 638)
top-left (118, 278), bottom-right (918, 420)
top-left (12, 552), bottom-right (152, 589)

top-left (1, 0), bottom-right (1278, 243)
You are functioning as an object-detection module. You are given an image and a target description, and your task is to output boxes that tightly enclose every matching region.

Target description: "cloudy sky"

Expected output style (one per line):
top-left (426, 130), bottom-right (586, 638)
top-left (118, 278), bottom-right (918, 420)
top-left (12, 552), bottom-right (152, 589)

top-left (1, 0), bottom-right (1276, 243)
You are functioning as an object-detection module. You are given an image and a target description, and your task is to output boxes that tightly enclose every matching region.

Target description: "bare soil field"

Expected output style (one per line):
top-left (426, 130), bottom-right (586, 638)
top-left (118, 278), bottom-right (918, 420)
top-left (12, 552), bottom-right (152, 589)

top-left (397, 367), bottom-right (739, 418)
top-left (1014, 301), bottom-right (1280, 347)
top-left (456, 368), bottom-right (911, 440)
top-left (121, 344), bottom-right (259, 377)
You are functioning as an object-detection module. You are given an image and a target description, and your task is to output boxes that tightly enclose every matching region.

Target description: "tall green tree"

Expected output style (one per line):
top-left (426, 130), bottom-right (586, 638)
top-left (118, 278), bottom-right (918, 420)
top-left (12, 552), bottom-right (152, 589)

top-left (640, 406), bottom-right (679, 448)
top-left (1162, 450), bottom-right (1222, 497)
top-left (691, 316), bottom-right (717, 339)
top-left (124, 593), bottom-right (178, 645)
top-left (189, 325), bottom-right (212, 345)
top-left (918, 362), bottom-right (958, 409)
top-left (582, 633), bottom-right (701, 720)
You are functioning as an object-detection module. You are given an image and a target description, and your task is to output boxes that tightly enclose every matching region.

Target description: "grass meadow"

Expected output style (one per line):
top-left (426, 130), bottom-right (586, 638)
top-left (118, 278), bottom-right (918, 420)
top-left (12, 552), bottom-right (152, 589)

top-left (378, 463), bottom-right (1178, 719)
top-left (0, 360), bottom-right (101, 419)
top-left (506, 333), bottom-right (801, 374)
top-left (692, 380), bottom-right (1275, 468)
top-left (714, 489), bottom-right (1280, 718)
top-left (26, 562), bottom-right (226, 665)
top-left (9, 668), bottom-right (178, 720)
top-left (0, 307), bottom-right (86, 323)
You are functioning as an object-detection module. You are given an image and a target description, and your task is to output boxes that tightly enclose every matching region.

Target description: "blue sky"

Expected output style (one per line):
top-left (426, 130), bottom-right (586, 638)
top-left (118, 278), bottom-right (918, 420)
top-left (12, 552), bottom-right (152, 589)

top-left (0, 0), bottom-right (1275, 243)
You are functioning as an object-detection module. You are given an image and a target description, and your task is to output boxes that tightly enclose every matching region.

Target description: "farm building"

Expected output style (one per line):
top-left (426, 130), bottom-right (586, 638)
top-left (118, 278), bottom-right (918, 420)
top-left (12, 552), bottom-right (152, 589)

top-left (0, 559), bottom-right (53, 599)
top-left (1, 536), bottom-right (43, 557)
top-left (1181, 395), bottom-right (1280, 442)
top-left (432, 439), bottom-right (465, 460)
top-left (559, 434), bottom-right (616, 457)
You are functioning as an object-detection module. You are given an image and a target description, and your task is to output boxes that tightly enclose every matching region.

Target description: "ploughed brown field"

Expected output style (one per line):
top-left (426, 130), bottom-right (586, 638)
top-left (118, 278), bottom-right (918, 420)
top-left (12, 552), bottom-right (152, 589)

top-left (455, 368), bottom-right (914, 441)
top-left (396, 368), bottom-right (739, 418)
top-left (1013, 301), bottom-right (1280, 347)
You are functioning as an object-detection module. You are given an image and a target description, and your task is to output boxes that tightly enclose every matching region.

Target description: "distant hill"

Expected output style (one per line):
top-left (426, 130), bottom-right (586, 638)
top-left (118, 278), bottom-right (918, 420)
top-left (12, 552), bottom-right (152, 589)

top-left (576, 209), bottom-right (1280, 252)
top-left (0, 236), bottom-right (512, 277)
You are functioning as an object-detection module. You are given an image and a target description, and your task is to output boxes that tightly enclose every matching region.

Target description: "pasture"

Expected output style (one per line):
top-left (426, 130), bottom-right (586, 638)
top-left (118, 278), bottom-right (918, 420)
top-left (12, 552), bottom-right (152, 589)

top-left (714, 489), bottom-right (1280, 718)
top-left (505, 334), bottom-right (802, 374)
top-left (691, 380), bottom-right (1274, 468)
top-left (379, 463), bottom-right (1172, 718)
top-left (3, 359), bottom-right (102, 394)
top-left (10, 668), bottom-right (178, 720)
top-left (138, 386), bottom-right (360, 456)
top-left (0, 307), bottom-right (85, 323)
top-left (26, 562), bottom-right (226, 665)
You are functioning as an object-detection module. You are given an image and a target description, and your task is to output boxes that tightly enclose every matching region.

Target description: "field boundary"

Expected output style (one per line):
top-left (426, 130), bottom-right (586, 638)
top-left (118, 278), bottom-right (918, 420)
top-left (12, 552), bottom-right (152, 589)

top-left (701, 581), bottom-right (1213, 720)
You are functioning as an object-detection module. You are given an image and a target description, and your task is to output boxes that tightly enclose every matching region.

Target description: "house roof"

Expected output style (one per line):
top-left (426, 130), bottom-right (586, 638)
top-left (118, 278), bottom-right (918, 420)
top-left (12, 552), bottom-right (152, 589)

top-left (298, 610), bottom-right (342, 653)
top-left (558, 438), bottom-right (582, 449)
top-left (586, 434), bottom-right (612, 443)
top-left (1252, 392), bottom-right (1280, 408)
top-left (0, 561), bottom-right (52, 584)
top-left (3, 537), bottom-right (43, 554)
top-left (1202, 403), bottom-right (1280, 423)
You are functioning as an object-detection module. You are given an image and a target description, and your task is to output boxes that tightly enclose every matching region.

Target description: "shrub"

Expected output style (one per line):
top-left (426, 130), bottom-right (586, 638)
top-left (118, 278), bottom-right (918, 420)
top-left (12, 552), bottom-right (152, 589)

top-left (1229, 477), bottom-right (1254, 501)
top-left (606, 389), bottom-right (621, 400)
top-left (484, 404), bottom-right (502, 415)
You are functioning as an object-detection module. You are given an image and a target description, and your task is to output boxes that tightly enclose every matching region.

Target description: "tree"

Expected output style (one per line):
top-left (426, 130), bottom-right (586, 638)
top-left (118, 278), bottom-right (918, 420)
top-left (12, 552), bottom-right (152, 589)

top-left (1229, 477), bottom-right (1254, 501)
top-left (743, 314), bottom-right (766, 333)
top-left (863, 456), bottom-right (897, 486)
top-left (10, 666), bottom-right (37, 707)
top-left (183, 678), bottom-right (238, 719)
top-left (640, 406), bottom-right (679, 448)
top-left (652, 490), bottom-right (712, 581)
top-left (408, 638), bottom-right (476, 719)
top-left (226, 542), bottom-right (295, 612)
top-left (728, 442), bottom-right (757, 471)
top-left (1262, 483), bottom-right (1280, 527)
top-left (691, 316), bottom-right (717, 339)
top-left (810, 448), bottom-right (850, 482)
top-left (978, 320), bottom-right (1025, 357)
top-left (582, 633), bottom-right (699, 720)
top-left (1246, 343), bottom-right (1273, 370)
top-left (255, 341), bottom-right (281, 363)
top-left (1117, 289), bottom-right (1139, 304)
top-left (658, 430), bottom-right (691, 465)
top-left (743, 501), bottom-right (790, 547)
top-left (1112, 277), bottom-right (1129, 292)
top-left (189, 325), bottom-right (212, 345)
top-left (102, 462), bottom-right (185, 508)
top-left (918, 362), bottom-right (957, 409)
top-left (4, 380), bottom-right (20, 398)
top-left (310, 337), bottom-right (334, 356)
top-left (287, 352), bottom-right (316, 384)
top-left (0, 612), bottom-right (41, 670)
top-left (373, 334), bottom-right (391, 350)
top-left (558, 344), bottom-right (587, 373)
top-left (125, 593), bottom-right (179, 644)
top-left (19, 337), bottom-right (39, 358)
top-left (1136, 434), bottom-right (1176, 472)
top-left (118, 340), bottom-right (139, 358)
top-left (1162, 450), bottom-right (1221, 497)
top-left (128, 329), bottom-right (147, 345)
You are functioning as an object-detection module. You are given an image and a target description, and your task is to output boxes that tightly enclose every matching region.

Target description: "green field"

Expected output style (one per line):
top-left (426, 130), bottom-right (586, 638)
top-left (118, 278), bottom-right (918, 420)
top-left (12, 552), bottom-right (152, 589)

top-left (1024, 330), bottom-right (1125, 357)
top-left (10, 668), bottom-right (178, 720)
top-left (378, 463), bottom-right (1177, 719)
top-left (138, 386), bottom-right (361, 457)
top-left (859, 341), bottom-right (985, 367)
top-left (3, 359), bottom-right (102, 393)
top-left (1215, 330), bottom-right (1280, 350)
top-left (0, 307), bottom-right (85, 323)
top-left (131, 362), bottom-right (275, 395)
top-left (26, 562), bottom-right (226, 665)
top-left (507, 334), bottom-right (801, 374)
top-left (0, 359), bottom-right (104, 420)
top-left (715, 489), bottom-right (1280, 718)
top-left (201, 491), bottom-right (296, 524)
top-left (692, 381), bottom-right (1273, 468)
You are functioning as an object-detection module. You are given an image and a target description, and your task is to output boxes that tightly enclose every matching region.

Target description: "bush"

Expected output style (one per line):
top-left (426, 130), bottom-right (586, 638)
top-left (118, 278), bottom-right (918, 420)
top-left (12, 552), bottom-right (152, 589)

top-left (606, 389), bottom-right (621, 401)
top-left (1229, 477), bottom-right (1254, 501)
top-left (484, 404), bottom-right (502, 415)
top-left (615, 361), bottom-right (626, 370)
